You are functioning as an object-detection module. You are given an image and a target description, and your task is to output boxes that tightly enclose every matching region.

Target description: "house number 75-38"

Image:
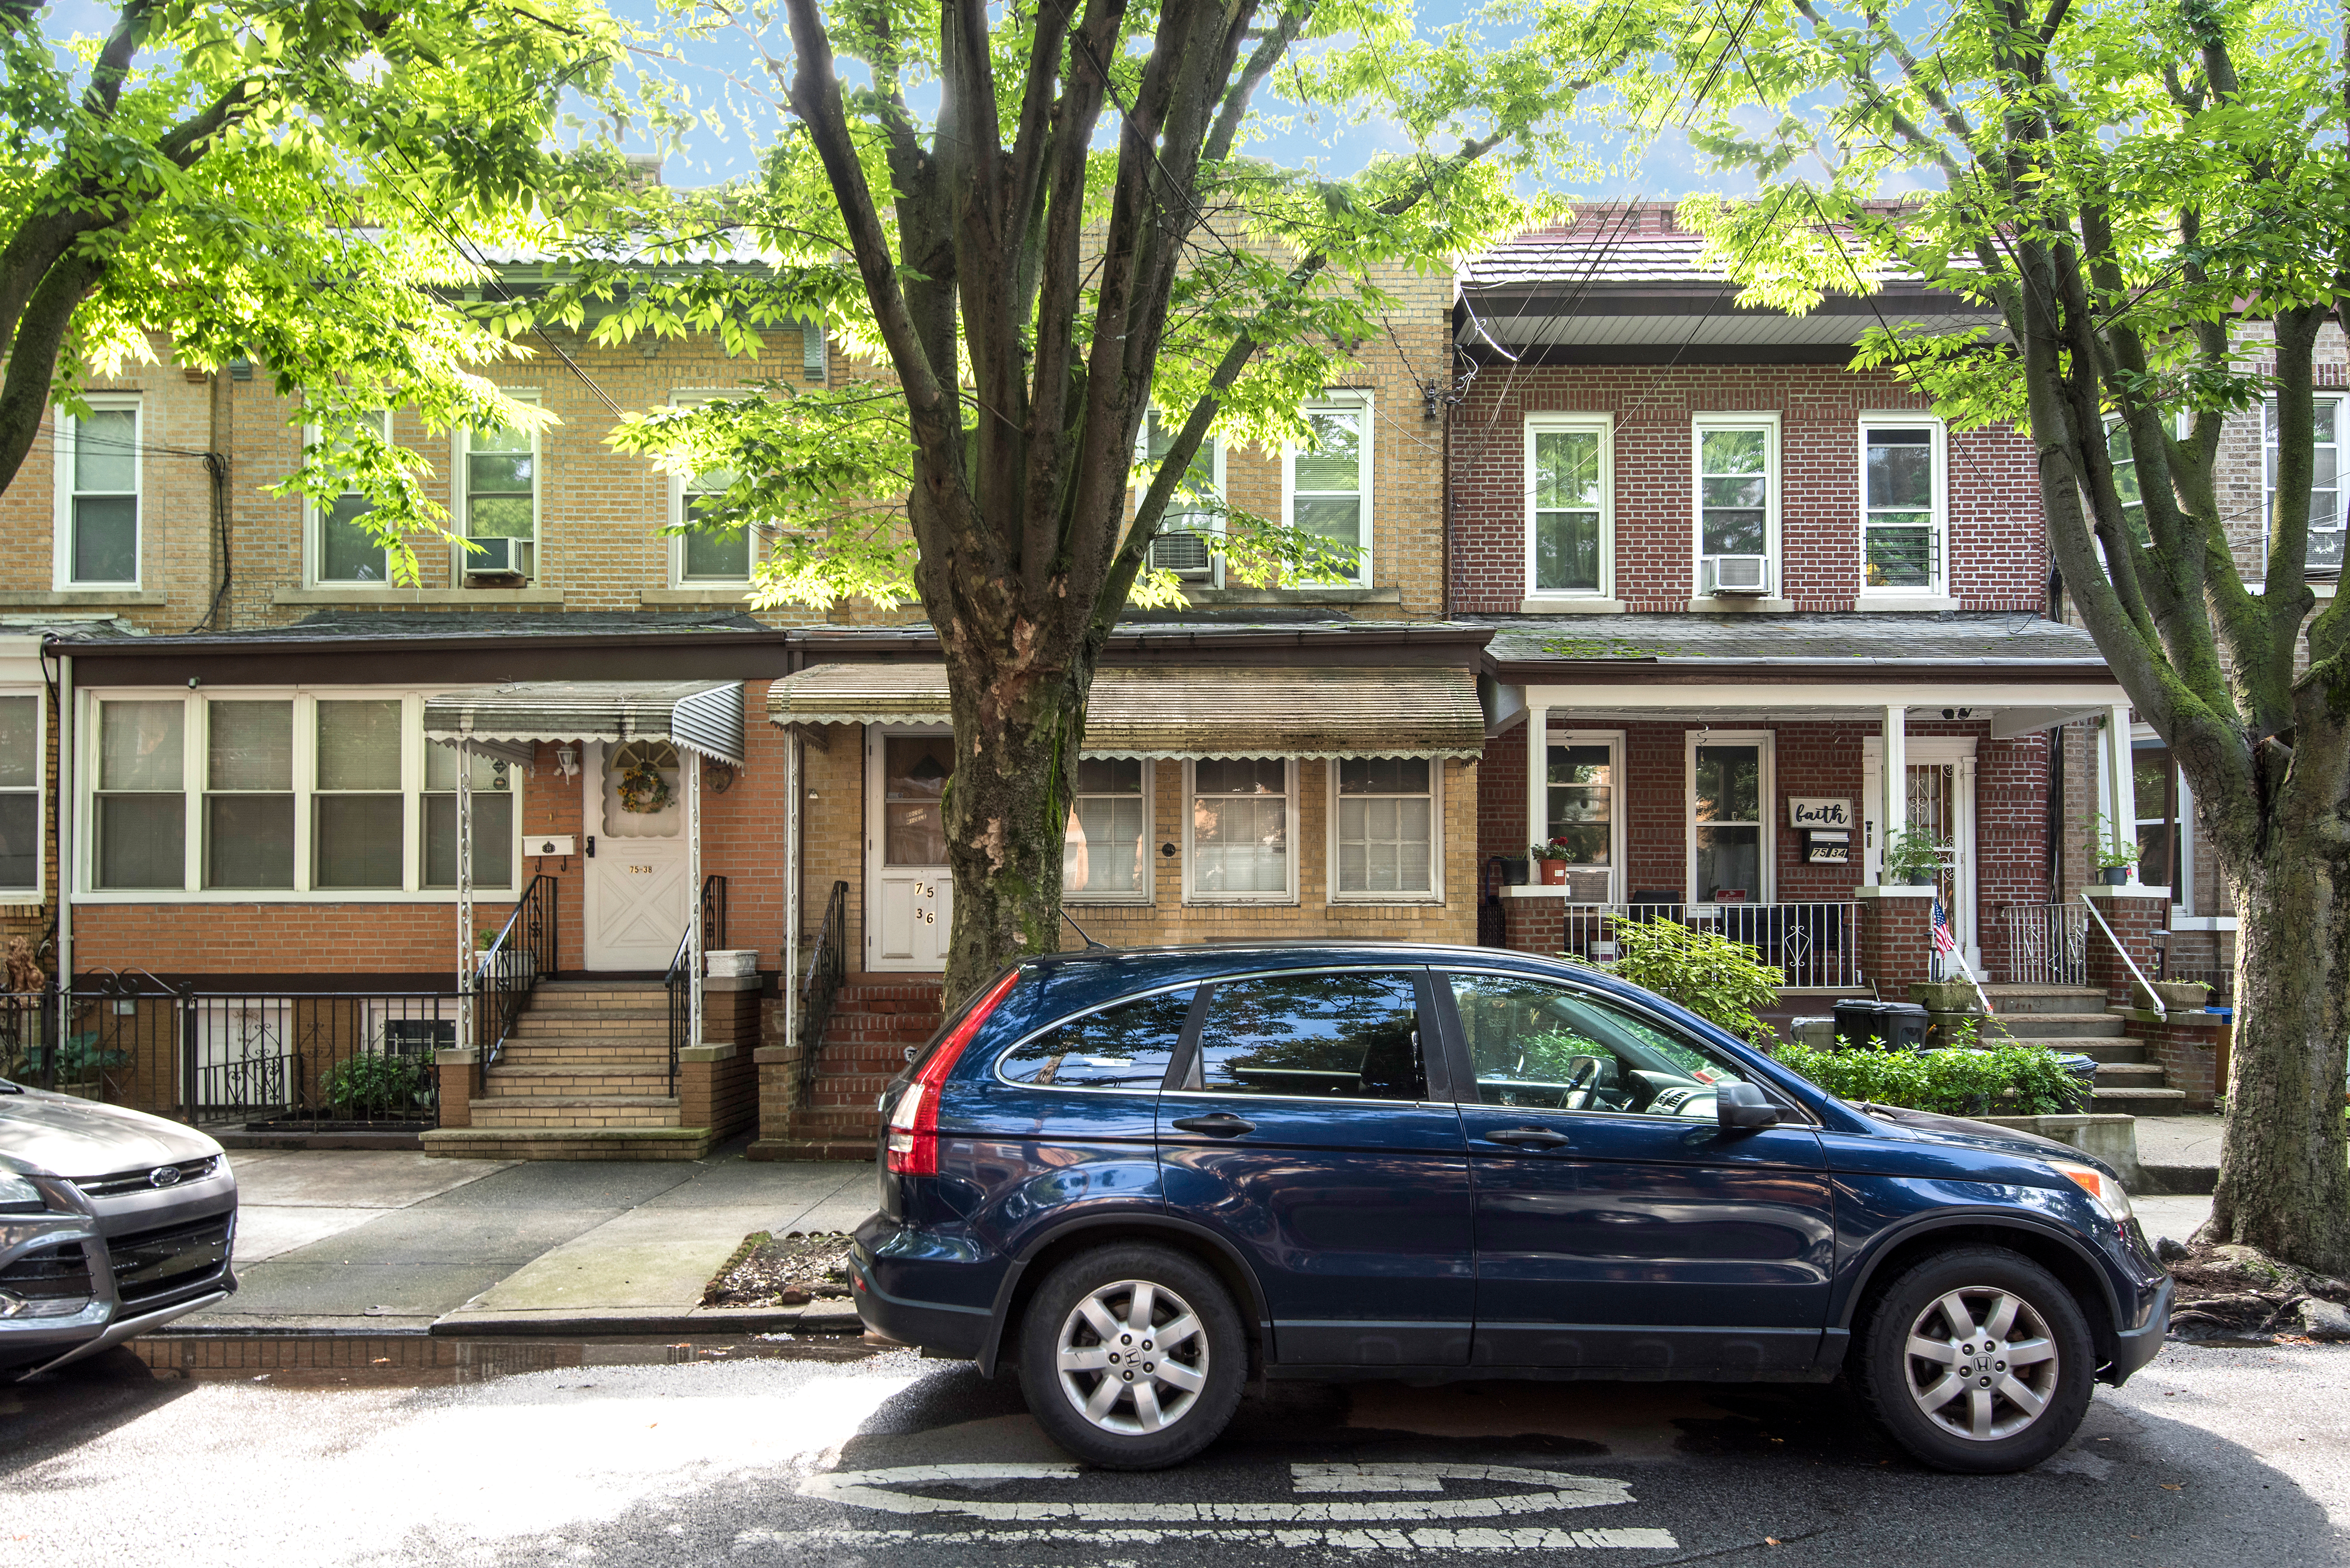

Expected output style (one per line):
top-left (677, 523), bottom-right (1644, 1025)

top-left (629, 864), bottom-right (653, 874)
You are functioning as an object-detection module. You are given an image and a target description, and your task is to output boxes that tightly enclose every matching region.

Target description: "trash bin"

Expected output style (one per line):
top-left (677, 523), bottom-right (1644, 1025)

top-left (1834, 999), bottom-right (1890, 1050)
top-left (2054, 1051), bottom-right (2099, 1112)
top-left (1878, 1003), bottom-right (1931, 1051)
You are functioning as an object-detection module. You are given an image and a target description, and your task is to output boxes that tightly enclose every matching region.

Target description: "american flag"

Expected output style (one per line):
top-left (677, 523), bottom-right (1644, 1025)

top-left (1930, 898), bottom-right (1958, 956)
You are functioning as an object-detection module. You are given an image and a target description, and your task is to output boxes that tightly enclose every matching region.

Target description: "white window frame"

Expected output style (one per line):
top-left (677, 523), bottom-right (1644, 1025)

top-left (1182, 757), bottom-right (1297, 906)
top-left (1524, 413), bottom-right (1614, 602)
top-left (1138, 409), bottom-right (1228, 589)
top-left (0, 691), bottom-right (45, 901)
top-left (1539, 726), bottom-right (1625, 904)
top-left (1857, 415), bottom-right (1947, 598)
top-left (667, 390), bottom-right (770, 588)
top-left (1326, 755), bottom-right (1444, 905)
top-left (2262, 392), bottom-right (2345, 574)
top-left (54, 395), bottom-right (143, 590)
top-left (1283, 392), bottom-right (1372, 587)
top-left (1064, 756), bottom-right (1154, 906)
top-left (453, 391), bottom-right (541, 582)
top-left (1684, 729), bottom-right (1775, 906)
top-left (304, 410), bottom-right (395, 589)
top-left (1690, 412), bottom-right (1780, 599)
top-left (77, 688), bottom-right (522, 904)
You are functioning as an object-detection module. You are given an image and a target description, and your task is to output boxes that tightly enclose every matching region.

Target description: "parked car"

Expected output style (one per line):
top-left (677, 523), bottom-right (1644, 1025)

top-left (1, 1078), bottom-right (238, 1376)
top-left (851, 942), bottom-right (2168, 1474)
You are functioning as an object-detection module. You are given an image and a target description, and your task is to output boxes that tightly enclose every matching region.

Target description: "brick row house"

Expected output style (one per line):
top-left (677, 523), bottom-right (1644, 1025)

top-left (0, 202), bottom-right (2274, 1159)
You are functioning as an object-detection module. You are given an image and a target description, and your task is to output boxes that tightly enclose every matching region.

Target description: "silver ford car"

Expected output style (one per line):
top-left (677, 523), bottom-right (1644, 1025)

top-left (1, 1078), bottom-right (238, 1376)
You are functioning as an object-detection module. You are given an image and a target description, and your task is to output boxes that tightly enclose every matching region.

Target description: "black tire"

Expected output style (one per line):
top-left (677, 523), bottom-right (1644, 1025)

top-left (1015, 1243), bottom-right (1246, 1470)
top-left (1851, 1245), bottom-right (2097, 1473)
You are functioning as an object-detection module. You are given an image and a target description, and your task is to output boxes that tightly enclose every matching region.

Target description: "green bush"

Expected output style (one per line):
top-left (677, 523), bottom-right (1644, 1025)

top-left (321, 1051), bottom-right (427, 1117)
top-left (1776, 1038), bottom-right (2082, 1117)
top-left (1601, 916), bottom-right (1783, 1048)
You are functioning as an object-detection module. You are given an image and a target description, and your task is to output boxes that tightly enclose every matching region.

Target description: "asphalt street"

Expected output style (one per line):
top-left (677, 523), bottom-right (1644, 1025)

top-left (3, 1332), bottom-right (2345, 1568)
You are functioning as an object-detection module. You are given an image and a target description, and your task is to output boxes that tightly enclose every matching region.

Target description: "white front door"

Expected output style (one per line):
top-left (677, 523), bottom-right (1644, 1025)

top-left (1863, 736), bottom-right (1979, 972)
top-left (866, 728), bottom-right (954, 972)
top-left (584, 739), bottom-right (692, 970)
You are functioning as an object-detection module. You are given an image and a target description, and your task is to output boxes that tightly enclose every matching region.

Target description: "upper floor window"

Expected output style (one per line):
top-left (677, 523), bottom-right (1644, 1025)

top-left (1286, 396), bottom-right (1369, 585)
top-left (669, 396), bottom-right (763, 587)
top-left (1140, 409), bottom-right (1224, 585)
top-left (1692, 415), bottom-right (1777, 597)
top-left (2265, 395), bottom-right (2344, 574)
top-left (310, 410), bottom-right (393, 586)
top-left (1526, 416), bottom-right (1610, 598)
top-left (458, 396), bottom-right (538, 582)
top-left (57, 399), bottom-right (141, 588)
top-left (1861, 422), bottom-right (1944, 594)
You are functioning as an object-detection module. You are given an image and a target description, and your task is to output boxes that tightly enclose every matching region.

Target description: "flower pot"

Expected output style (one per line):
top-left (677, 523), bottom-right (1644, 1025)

top-left (1538, 859), bottom-right (1569, 886)
top-left (2099, 866), bottom-right (2132, 886)
top-left (2136, 979), bottom-right (2211, 1011)
top-left (1903, 872), bottom-right (1936, 886)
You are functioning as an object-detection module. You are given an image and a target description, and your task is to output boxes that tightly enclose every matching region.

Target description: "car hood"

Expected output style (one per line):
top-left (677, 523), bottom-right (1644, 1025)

top-left (1853, 1101), bottom-right (2123, 1183)
top-left (0, 1084), bottom-right (224, 1178)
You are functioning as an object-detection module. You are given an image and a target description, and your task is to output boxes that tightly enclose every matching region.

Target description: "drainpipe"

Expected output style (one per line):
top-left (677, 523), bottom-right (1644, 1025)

top-left (784, 728), bottom-right (800, 1061)
top-left (46, 642), bottom-right (72, 1004)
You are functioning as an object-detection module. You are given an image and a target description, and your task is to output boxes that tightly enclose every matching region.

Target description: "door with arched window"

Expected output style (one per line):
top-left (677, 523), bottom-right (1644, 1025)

top-left (583, 739), bottom-right (691, 970)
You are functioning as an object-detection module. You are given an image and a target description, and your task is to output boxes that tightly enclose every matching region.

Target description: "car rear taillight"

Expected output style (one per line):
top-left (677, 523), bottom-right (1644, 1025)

top-left (885, 967), bottom-right (1021, 1176)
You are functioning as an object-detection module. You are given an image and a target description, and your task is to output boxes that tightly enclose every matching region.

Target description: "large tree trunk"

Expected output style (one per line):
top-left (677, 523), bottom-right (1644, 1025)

top-left (2200, 736), bottom-right (2350, 1275)
top-left (936, 632), bottom-right (1093, 1005)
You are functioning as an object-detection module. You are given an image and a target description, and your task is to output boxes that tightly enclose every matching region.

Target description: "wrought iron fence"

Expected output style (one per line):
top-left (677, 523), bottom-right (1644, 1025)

top-left (2001, 902), bottom-right (2088, 987)
top-left (797, 880), bottom-right (851, 1098)
top-left (1556, 902), bottom-right (1865, 990)
top-left (666, 875), bottom-right (730, 1098)
top-left (472, 875), bottom-right (559, 1091)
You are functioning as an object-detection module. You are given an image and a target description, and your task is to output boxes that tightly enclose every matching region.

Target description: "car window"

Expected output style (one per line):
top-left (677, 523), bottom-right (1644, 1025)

top-left (1448, 972), bottom-right (1750, 1120)
top-left (998, 986), bottom-right (1193, 1090)
top-left (1192, 970), bottom-right (1427, 1102)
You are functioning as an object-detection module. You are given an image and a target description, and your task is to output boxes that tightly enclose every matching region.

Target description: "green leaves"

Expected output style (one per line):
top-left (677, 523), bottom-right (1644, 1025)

top-left (1776, 1039), bottom-right (2085, 1118)
top-left (1601, 915), bottom-right (1784, 1048)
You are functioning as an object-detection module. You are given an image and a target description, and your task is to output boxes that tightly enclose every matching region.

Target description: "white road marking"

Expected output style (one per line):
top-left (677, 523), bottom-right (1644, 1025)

top-left (758, 1460), bottom-right (1680, 1552)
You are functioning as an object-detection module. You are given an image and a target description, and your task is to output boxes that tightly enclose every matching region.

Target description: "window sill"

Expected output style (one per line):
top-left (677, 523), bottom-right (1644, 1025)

top-left (4, 590), bottom-right (164, 607)
top-left (1684, 597), bottom-right (1794, 613)
top-left (1179, 584), bottom-right (1400, 605)
top-left (1517, 597), bottom-right (1625, 615)
top-left (1065, 897), bottom-right (1154, 908)
top-left (642, 587), bottom-right (757, 606)
top-left (1328, 895), bottom-right (1445, 906)
top-left (71, 890), bottom-right (521, 905)
top-left (273, 587), bottom-right (565, 606)
top-left (1857, 595), bottom-right (1961, 612)
top-left (1180, 895), bottom-right (1301, 907)
top-left (2166, 915), bottom-right (2236, 931)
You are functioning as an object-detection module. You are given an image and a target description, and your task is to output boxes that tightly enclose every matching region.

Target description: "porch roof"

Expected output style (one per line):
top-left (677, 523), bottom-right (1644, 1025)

top-left (770, 663), bottom-right (1487, 759)
top-left (422, 680), bottom-right (746, 764)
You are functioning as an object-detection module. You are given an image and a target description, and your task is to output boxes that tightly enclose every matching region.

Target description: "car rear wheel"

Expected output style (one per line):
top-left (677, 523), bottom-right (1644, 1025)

top-left (1852, 1245), bottom-right (2096, 1473)
top-left (1016, 1243), bottom-right (1245, 1470)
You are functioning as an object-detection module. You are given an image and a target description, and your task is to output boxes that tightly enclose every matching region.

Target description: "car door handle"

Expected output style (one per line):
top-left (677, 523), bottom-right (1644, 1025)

top-left (1482, 1126), bottom-right (1570, 1149)
top-left (1170, 1114), bottom-right (1256, 1138)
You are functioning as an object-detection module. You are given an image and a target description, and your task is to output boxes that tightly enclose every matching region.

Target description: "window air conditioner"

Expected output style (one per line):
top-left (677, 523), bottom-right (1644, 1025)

top-left (1702, 554), bottom-right (1772, 596)
top-left (464, 537), bottom-right (535, 578)
top-left (1148, 529), bottom-right (1216, 581)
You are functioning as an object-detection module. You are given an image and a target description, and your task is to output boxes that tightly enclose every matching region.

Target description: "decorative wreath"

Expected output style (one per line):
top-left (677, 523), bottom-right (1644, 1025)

top-left (618, 754), bottom-right (674, 814)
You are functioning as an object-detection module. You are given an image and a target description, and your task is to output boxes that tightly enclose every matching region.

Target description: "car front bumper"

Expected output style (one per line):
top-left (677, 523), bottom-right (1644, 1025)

top-left (2105, 1271), bottom-right (2172, 1386)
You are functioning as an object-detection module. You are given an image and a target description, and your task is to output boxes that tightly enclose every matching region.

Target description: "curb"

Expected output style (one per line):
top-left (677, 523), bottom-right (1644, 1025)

top-left (2137, 1163), bottom-right (2219, 1196)
top-left (426, 1303), bottom-right (864, 1338)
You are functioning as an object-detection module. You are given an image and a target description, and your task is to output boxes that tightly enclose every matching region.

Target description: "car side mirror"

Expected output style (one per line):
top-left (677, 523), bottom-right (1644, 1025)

top-left (1716, 1081), bottom-right (1779, 1130)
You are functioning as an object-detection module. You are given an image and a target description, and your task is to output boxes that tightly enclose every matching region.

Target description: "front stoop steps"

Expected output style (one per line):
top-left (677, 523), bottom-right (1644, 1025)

top-left (423, 980), bottom-right (722, 1161)
top-left (761, 980), bottom-right (945, 1161)
top-left (1977, 984), bottom-right (2188, 1117)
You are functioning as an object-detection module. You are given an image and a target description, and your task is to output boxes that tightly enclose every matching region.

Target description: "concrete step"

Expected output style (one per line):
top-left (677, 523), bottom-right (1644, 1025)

top-left (2092, 1085), bottom-right (2188, 1116)
top-left (1980, 985), bottom-right (2107, 1016)
top-left (467, 1095), bottom-right (683, 1129)
top-left (2091, 1061), bottom-right (2170, 1086)
top-left (2047, 1041), bottom-right (2148, 1065)
top-left (513, 1014), bottom-right (671, 1036)
top-left (424, 1126), bottom-right (718, 1161)
top-left (483, 1065), bottom-right (675, 1097)
top-left (1981, 1012), bottom-right (2125, 1039)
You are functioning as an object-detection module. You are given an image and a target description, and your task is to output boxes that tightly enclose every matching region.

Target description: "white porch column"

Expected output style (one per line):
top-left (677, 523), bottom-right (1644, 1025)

top-left (455, 737), bottom-right (473, 1048)
top-left (1526, 704), bottom-right (1549, 854)
top-left (2103, 703), bottom-right (2137, 876)
top-left (783, 729), bottom-right (800, 1057)
top-left (1879, 705), bottom-right (1907, 876)
top-left (687, 750), bottom-right (704, 1050)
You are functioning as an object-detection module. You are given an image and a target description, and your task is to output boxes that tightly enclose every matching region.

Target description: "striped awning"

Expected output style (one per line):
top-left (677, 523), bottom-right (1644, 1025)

top-left (769, 663), bottom-right (1485, 760)
top-left (423, 680), bottom-right (746, 764)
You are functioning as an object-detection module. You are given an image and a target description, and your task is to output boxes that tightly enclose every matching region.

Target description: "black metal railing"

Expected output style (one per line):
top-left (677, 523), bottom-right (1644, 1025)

top-left (797, 880), bottom-right (851, 1098)
top-left (666, 875), bottom-right (728, 1098)
top-left (8, 976), bottom-right (460, 1131)
top-left (472, 875), bottom-right (559, 1096)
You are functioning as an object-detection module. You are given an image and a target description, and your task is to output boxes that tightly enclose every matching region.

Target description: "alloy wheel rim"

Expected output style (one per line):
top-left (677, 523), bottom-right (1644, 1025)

top-left (1903, 1286), bottom-right (2061, 1442)
top-left (1055, 1278), bottom-right (1210, 1436)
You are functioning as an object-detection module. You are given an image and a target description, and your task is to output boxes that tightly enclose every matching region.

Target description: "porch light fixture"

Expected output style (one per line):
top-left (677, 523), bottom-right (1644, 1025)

top-left (556, 745), bottom-right (581, 781)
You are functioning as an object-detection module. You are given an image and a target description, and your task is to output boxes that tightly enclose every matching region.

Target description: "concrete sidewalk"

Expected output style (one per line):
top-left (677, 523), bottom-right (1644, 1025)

top-left (193, 1143), bottom-right (871, 1337)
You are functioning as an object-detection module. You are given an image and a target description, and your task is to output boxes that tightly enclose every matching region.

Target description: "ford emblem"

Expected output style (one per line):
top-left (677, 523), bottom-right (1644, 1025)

top-left (149, 1165), bottom-right (183, 1188)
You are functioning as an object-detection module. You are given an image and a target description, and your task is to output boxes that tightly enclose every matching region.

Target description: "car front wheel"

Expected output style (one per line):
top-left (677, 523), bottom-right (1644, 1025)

top-left (1016, 1243), bottom-right (1245, 1470)
top-left (1852, 1245), bottom-right (2096, 1473)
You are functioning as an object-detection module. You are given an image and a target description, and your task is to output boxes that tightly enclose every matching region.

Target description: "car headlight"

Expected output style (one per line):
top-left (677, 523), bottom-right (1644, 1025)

top-left (2050, 1159), bottom-right (2134, 1226)
top-left (0, 1171), bottom-right (49, 1215)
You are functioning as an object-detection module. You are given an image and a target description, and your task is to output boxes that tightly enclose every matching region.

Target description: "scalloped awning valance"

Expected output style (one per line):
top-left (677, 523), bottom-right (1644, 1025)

top-left (422, 680), bottom-right (745, 765)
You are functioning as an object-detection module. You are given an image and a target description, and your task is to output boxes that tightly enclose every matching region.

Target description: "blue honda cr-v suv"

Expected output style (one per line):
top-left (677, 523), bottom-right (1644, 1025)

top-left (849, 942), bottom-right (2169, 1474)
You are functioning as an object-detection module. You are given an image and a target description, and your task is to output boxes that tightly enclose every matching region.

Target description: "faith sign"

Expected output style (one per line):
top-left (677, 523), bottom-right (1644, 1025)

top-left (1788, 797), bottom-right (1853, 829)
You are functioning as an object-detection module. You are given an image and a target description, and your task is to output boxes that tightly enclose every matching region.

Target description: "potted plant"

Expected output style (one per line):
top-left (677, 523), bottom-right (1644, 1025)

top-left (2136, 976), bottom-right (2212, 1011)
top-left (1530, 841), bottom-right (1575, 886)
top-left (1883, 827), bottom-right (1945, 887)
top-left (2085, 815), bottom-right (2137, 885)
